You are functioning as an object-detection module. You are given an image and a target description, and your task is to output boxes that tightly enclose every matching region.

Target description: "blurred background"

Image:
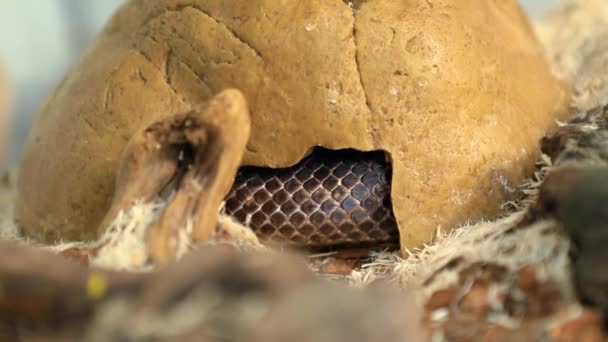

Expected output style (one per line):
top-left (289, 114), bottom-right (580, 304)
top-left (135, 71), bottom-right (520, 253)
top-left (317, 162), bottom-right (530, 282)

top-left (0, 0), bottom-right (562, 163)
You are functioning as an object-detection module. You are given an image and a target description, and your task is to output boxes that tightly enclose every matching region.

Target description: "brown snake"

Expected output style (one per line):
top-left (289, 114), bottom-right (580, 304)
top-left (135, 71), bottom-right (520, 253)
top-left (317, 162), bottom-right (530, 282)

top-left (224, 147), bottom-right (399, 249)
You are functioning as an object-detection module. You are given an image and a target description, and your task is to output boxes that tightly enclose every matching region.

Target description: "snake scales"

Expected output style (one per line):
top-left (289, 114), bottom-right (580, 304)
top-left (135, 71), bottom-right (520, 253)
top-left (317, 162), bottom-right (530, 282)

top-left (224, 147), bottom-right (399, 249)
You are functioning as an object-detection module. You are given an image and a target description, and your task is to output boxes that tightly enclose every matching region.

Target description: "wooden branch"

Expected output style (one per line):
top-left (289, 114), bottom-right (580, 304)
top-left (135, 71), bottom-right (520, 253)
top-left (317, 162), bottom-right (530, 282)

top-left (0, 242), bottom-right (142, 329)
top-left (0, 241), bottom-right (421, 341)
top-left (99, 89), bottom-right (251, 265)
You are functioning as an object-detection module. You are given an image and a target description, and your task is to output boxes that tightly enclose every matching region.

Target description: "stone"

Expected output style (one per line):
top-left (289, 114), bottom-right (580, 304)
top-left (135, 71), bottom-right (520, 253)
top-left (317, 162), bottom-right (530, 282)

top-left (549, 310), bottom-right (605, 342)
top-left (460, 285), bottom-right (490, 317)
top-left (318, 258), bottom-right (362, 276)
top-left (517, 265), bottom-right (539, 293)
top-left (426, 286), bottom-right (458, 312)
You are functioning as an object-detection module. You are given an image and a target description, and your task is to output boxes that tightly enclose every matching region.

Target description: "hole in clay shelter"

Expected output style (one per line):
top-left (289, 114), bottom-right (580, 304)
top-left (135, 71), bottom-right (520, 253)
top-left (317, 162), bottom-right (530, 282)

top-left (224, 147), bottom-right (399, 252)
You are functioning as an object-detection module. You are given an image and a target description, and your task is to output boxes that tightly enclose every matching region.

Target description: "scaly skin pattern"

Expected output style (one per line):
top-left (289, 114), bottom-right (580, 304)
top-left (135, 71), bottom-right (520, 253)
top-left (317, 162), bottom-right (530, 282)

top-left (224, 148), bottom-right (399, 249)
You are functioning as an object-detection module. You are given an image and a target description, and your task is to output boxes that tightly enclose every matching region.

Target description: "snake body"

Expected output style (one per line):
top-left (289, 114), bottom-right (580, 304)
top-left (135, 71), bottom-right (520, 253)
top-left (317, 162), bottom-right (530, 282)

top-left (224, 148), bottom-right (399, 248)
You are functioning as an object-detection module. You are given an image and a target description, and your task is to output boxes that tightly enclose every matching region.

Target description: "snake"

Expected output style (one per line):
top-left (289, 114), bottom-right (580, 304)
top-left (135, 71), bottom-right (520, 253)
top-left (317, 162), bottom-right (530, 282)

top-left (224, 147), bottom-right (399, 249)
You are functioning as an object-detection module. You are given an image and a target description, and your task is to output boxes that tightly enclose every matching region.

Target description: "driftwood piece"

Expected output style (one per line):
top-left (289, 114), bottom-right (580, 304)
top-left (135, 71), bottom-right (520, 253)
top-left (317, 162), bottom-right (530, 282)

top-left (0, 242), bottom-right (143, 331)
top-left (99, 89), bottom-right (251, 265)
top-left (0, 241), bottom-right (421, 341)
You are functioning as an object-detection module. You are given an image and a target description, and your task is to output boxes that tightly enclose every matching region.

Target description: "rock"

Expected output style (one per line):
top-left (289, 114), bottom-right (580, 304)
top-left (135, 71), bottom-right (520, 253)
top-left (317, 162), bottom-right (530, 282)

top-left (318, 258), bottom-right (361, 276)
top-left (525, 282), bottom-right (561, 319)
top-left (549, 310), bottom-right (605, 342)
top-left (442, 316), bottom-right (546, 342)
top-left (459, 262), bottom-right (509, 287)
top-left (517, 265), bottom-right (539, 293)
top-left (460, 284), bottom-right (490, 317)
top-left (426, 286), bottom-right (458, 312)
top-left (440, 313), bottom-right (484, 342)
